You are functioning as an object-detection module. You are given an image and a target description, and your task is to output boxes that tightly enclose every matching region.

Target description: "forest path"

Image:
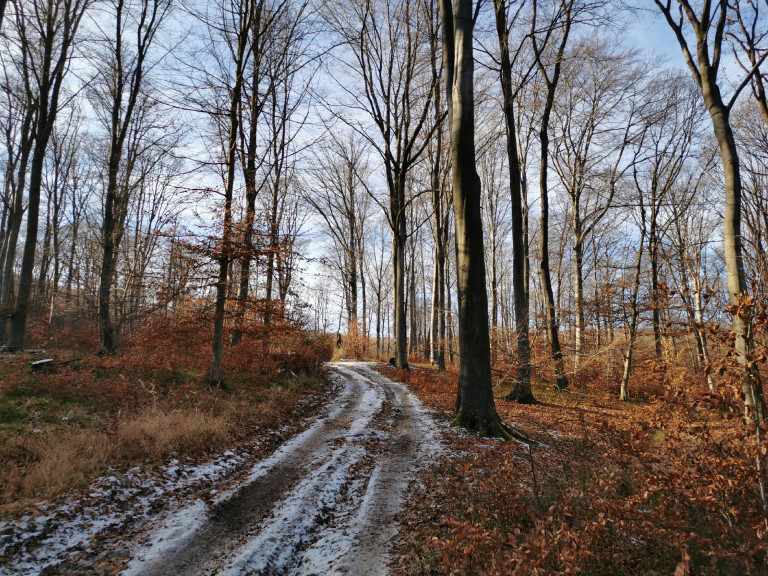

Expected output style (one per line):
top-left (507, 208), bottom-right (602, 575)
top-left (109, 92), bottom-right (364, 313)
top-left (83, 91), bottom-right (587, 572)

top-left (124, 361), bottom-right (439, 576)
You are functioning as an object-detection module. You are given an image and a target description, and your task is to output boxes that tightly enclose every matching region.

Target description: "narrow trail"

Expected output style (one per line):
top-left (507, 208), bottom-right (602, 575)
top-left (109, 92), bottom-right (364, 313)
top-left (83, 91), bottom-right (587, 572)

top-left (124, 362), bottom-right (439, 576)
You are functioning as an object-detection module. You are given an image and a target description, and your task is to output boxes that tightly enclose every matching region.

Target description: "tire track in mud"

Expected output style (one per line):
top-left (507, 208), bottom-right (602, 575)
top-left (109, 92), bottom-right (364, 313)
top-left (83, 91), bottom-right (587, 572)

top-left (124, 362), bottom-right (439, 576)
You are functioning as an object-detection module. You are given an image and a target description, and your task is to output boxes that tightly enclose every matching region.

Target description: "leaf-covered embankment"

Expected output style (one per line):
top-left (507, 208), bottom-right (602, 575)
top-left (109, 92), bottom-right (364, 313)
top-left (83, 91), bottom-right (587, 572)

top-left (386, 361), bottom-right (766, 575)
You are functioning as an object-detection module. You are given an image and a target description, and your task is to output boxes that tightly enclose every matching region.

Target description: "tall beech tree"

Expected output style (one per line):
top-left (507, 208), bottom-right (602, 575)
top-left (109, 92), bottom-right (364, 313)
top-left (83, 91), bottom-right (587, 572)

top-left (200, 0), bottom-right (255, 385)
top-left (261, 2), bottom-right (312, 325)
top-left (529, 0), bottom-right (572, 389)
top-left (440, 0), bottom-right (508, 437)
top-left (653, 0), bottom-right (766, 417)
top-left (427, 0), bottom-right (448, 370)
top-left (493, 0), bottom-right (534, 403)
top-left (0, 58), bottom-right (35, 342)
top-left (6, 0), bottom-right (92, 351)
top-left (92, 0), bottom-right (171, 354)
top-left (324, 0), bottom-right (439, 369)
top-left (230, 0), bottom-right (276, 345)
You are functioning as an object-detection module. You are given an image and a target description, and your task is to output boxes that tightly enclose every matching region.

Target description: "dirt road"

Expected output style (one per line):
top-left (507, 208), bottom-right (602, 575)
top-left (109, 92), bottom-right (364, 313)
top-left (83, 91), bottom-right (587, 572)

top-left (123, 362), bottom-right (439, 575)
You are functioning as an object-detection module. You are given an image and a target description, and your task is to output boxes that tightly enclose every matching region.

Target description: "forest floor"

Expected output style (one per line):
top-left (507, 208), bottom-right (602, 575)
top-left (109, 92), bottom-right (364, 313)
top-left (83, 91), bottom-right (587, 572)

top-left (0, 360), bottom-right (440, 575)
top-left (386, 360), bottom-right (768, 575)
top-left (2, 321), bottom-right (767, 575)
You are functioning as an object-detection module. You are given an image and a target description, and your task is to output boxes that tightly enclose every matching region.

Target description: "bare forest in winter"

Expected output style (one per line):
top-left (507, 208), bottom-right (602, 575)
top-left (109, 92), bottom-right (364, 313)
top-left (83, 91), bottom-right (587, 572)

top-left (2, 0), bottom-right (768, 573)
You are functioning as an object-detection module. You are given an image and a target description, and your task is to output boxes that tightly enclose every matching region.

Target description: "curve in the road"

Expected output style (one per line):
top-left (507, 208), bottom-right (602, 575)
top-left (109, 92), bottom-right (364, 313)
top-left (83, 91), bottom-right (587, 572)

top-left (124, 362), bottom-right (440, 576)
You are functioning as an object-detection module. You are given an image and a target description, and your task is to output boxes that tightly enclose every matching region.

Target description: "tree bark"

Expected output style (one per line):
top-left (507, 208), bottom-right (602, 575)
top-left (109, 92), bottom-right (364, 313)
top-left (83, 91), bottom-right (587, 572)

top-left (494, 0), bottom-right (533, 403)
top-left (441, 0), bottom-right (507, 437)
top-left (531, 0), bottom-right (570, 389)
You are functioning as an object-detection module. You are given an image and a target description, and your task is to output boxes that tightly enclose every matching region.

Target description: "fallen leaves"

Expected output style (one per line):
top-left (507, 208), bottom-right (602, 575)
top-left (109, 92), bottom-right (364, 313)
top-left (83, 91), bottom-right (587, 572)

top-left (388, 357), bottom-right (768, 575)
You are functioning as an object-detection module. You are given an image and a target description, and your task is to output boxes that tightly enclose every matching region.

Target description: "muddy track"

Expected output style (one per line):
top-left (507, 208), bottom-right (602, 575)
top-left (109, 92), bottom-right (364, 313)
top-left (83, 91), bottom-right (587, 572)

top-left (124, 362), bottom-right (439, 576)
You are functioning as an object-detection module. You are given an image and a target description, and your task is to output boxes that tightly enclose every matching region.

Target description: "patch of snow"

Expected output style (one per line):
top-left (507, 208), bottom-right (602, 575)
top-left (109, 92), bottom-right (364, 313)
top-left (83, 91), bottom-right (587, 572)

top-left (221, 444), bottom-right (367, 575)
top-left (0, 378), bottom-right (346, 576)
top-left (121, 500), bottom-right (207, 576)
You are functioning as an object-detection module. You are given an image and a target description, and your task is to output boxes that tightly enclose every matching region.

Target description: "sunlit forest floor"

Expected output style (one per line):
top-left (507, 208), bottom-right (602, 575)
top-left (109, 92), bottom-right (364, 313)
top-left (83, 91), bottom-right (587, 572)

top-left (0, 317), bottom-right (334, 519)
top-left (3, 320), bottom-right (767, 574)
top-left (386, 346), bottom-right (768, 575)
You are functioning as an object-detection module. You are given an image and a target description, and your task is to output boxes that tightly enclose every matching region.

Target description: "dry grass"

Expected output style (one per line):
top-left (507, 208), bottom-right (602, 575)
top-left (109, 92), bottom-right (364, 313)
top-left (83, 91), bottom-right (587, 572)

top-left (7, 432), bottom-right (113, 503)
top-left (0, 318), bottom-right (333, 518)
top-left (115, 409), bottom-right (230, 462)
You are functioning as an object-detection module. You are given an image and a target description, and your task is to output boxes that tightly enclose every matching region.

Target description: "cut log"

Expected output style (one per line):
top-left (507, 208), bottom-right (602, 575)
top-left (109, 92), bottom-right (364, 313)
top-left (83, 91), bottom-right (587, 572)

top-left (31, 358), bottom-right (54, 372)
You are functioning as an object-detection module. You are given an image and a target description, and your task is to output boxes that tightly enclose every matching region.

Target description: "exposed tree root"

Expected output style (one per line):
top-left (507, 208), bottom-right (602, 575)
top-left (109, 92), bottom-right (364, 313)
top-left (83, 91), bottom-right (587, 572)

top-left (450, 410), bottom-right (532, 443)
top-left (505, 383), bottom-right (538, 404)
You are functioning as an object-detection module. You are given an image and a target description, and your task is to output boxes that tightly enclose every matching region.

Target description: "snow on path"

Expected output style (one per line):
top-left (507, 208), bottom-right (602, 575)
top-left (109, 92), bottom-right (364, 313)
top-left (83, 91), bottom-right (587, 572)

top-left (124, 361), bottom-right (441, 575)
top-left (0, 377), bottom-right (345, 576)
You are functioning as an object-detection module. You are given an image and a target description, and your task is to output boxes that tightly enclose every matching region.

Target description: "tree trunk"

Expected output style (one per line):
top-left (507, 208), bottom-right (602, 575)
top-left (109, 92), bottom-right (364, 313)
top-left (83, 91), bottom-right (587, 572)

top-left (0, 109), bottom-right (33, 344)
top-left (532, 0), bottom-right (570, 389)
top-left (209, 11), bottom-right (249, 385)
top-left (7, 0), bottom-right (86, 350)
top-left (707, 97), bottom-right (764, 414)
top-left (620, 241), bottom-right (643, 401)
top-left (429, 35), bottom-right (446, 370)
top-left (445, 234), bottom-right (454, 364)
top-left (494, 0), bottom-right (533, 403)
top-left (593, 237), bottom-right (601, 350)
top-left (6, 138), bottom-right (47, 351)
top-left (573, 236), bottom-right (585, 370)
top-left (98, 0), bottom-right (165, 354)
top-left (232, 0), bottom-right (264, 346)
top-left (653, 0), bottom-right (765, 418)
top-left (408, 240), bottom-right (417, 356)
top-left (392, 182), bottom-right (408, 368)
top-left (441, 0), bottom-right (507, 437)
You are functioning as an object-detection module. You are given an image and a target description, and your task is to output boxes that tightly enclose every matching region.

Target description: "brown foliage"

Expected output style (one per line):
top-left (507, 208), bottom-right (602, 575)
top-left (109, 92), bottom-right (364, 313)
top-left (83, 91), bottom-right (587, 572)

top-left (0, 314), bottom-right (333, 516)
top-left (389, 338), bottom-right (768, 575)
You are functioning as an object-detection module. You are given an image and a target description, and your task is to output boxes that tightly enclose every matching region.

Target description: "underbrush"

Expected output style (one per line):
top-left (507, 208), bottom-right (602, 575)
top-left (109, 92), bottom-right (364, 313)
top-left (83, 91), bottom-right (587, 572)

top-left (389, 343), bottom-right (768, 575)
top-left (0, 317), bottom-right (333, 517)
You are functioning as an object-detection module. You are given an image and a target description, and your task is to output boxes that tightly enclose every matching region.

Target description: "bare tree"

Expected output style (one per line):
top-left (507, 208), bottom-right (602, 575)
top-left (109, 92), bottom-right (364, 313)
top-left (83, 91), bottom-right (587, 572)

top-left (493, 0), bottom-right (535, 402)
top-left (261, 1), bottom-right (313, 325)
top-left (440, 0), bottom-right (507, 436)
top-left (0, 56), bottom-right (35, 338)
top-left (323, 0), bottom-right (440, 369)
top-left (89, 0), bottom-right (171, 353)
top-left (631, 71), bottom-right (704, 359)
top-left (619, 185), bottom-right (646, 401)
top-left (37, 108), bottom-right (84, 319)
top-left (366, 216), bottom-right (391, 358)
top-left (653, 0), bottom-right (766, 416)
top-left (661, 166), bottom-right (720, 391)
top-left (551, 36), bottom-right (643, 369)
top-left (6, 0), bottom-right (92, 351)
top-left (190, 0), bottom-right (256, 385)
top-left (306, 130), bottom-right (371, 329)
top-left (426, 0), bottom-right (448, 369)
top-left (529, 0), bottom-right (574, 389)
top-left (230, 0), bottom-right (277, 345)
